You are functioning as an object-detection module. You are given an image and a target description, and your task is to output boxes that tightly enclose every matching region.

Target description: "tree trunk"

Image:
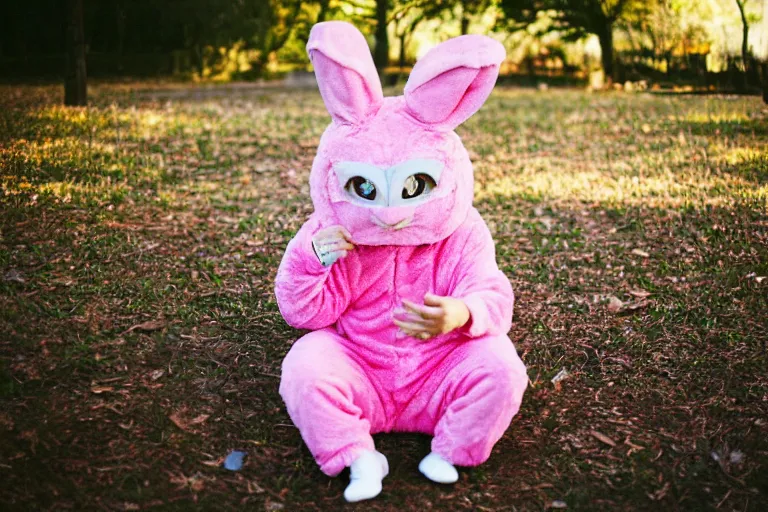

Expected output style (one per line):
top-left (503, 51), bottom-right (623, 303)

top-left (763, 79), bottom-right (768, 103)
top-left (398, 32), bottom-right (406, 69)
top-left (194, 43), bottom-right (205, 78)
top-left (598, 25), bottom-right (615, 83)
top-left (763, 0), bottom-right (768, 102)
top-left (764, 4), bottom-right (768, 103)
top-left (373, 0), bottom-right (389, 76)
top-left (460, 1), bottom-right (470, 35)
top-left (735, 0), bottom-right (750, 89)
top-left (116, 1), bottom-right (125, 72)
top-left (65, 0), bottom-right (87, 106)
top-left (763, 60), bottom-right (768, 104)
top-left (735, 0), bottom-right (749, 70)
top-left (397, 15), bottom-right (422, 75)
top-left (317, 0), bottom-right (330, 22)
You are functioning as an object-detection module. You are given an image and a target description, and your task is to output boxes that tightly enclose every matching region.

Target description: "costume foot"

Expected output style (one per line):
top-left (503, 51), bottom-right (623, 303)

top-left (419, 452), bottom-right (459, 484)
top-left (344, 450), bottom-right (389, 502)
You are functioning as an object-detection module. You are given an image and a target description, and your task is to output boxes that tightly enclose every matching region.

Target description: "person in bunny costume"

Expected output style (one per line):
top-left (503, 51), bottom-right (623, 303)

top-left (275, 21), bottom-right (528, 502)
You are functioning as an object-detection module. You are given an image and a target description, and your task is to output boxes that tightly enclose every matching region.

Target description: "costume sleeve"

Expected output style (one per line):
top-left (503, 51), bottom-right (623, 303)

top-left (274, 216), bottom-right (353, 330)
top-left (450, 221), bottom-right (514, 338)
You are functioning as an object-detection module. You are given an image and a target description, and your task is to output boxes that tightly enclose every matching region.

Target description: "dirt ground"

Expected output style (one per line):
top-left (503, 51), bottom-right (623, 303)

top-left (1, 83), bottom-right (766, 511)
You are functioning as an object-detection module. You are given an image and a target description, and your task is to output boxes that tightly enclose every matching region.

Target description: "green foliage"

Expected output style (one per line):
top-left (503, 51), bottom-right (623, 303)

top-left (499, 0), bottom-right (648, 78)
top-left (618, 0), bottom-right (710, 73)
top-left (171, 0), bottom-right (304, 77)
top-left (499, 0), bottom-right (642, 38)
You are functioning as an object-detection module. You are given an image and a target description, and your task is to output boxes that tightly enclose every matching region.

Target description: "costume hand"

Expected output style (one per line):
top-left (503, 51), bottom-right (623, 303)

top-left (311, 226), bottom-right (355, 266)
top-left (393, 293), bottom-right (470, 341)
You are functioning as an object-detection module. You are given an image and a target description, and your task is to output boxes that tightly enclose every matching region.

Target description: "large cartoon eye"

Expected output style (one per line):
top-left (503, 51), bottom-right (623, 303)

top-left (346, 176), bottom-right (377, 201)
top-left (401, 174), bottom-right (436, 199)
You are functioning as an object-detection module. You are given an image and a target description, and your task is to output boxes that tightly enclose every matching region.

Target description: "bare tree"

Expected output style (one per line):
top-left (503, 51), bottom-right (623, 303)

top-left (734, 0), bottom-right (751, 78)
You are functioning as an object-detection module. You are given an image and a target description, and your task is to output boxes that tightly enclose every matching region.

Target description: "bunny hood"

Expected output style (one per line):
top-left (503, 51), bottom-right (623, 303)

top-left (307, 22), bottom-right (505, 246)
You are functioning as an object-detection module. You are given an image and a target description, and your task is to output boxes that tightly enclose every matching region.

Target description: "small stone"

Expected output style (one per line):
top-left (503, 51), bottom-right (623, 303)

top-left (607, 296), bottom-right (624, 313)
top-left (3, 269), bottom-right (25, 283)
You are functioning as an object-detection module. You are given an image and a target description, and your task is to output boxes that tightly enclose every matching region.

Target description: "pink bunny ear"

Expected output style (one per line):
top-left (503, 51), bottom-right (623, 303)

top-left (307, 21), bottom-right (384, 125)
top-left (404, 35), bottom-right (505, 130)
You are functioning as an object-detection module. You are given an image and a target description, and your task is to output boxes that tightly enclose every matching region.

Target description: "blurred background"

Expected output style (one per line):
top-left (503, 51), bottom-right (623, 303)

top-left (1, 0), bottom-right (767, 101)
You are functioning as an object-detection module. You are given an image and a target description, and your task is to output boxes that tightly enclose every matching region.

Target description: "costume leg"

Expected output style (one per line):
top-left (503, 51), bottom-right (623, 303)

top-left (429, 334), bottom-right (528, 467)
top-left (279, 329), bottom-right (385, 477)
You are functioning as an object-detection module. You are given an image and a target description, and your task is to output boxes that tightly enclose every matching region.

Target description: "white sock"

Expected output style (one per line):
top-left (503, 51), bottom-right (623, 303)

top-left (418, 452), bottom-right (459, 484)
top-left (344, 450), bottom-right (389, 503)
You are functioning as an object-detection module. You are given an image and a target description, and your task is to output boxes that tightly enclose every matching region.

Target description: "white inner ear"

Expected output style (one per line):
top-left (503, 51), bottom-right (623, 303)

top-left (334, 162), bottom-right (389, 206)
top-left (388, 159), bottom-right (444, 207)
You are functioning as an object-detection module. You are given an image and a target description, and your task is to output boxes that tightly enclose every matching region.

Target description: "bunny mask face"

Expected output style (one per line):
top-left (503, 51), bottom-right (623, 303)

top-left (307, 22), bottom-right (505, 246)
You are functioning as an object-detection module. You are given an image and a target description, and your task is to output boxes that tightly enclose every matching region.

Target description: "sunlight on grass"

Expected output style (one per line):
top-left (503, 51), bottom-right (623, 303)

top-left (2, 84), bottom-right (766, 215)
top-left (721, 147), bottom-right (766, 164)
top-left (34, 180), bottom-right (130, 206)
top-left (683, 112), bottom-right (751, 124)
top-left (478, 161), bottom-right (767, 207)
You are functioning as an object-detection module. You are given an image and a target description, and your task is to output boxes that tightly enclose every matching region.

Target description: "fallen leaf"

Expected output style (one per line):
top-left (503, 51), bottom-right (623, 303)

top-left (190, 477), bottom-right (205, 492)
top-left (189, 414), bottom-right (210, 425)
top-left (0, 413), bottom-right (14, 431)
top-left (590, 430), bottom-right (616, 447)
top-left (246, 479), bottom-right (266, 494)
top-left (123, 320), bottom-right (166, 334)
top-left (3, 269), bottom-right (26, 283)
top-left (551, 368), bottom-right (570, 391)
top-left (623, 299), bottom-right (650, 312)
top-left (169, 412), bottom-right (192, 432)
top-left (550, 500), bottom-right (568, 509)
top-left (629, 289), bottom-right (651, 299)
top-left (150, 369), bottom-right (165, 381)
top-left (631, 248), bottom-right (650, 258)
top-left (169, 408), bottom-right (210, 433)
top-left (647, 482), bottom-right (670, 501)
top-left (607, 296), bottom-right (624, 313)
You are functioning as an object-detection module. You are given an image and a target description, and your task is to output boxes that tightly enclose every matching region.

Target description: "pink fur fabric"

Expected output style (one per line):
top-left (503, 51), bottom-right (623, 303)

top-left (276, 21), bottom-right (528, 477)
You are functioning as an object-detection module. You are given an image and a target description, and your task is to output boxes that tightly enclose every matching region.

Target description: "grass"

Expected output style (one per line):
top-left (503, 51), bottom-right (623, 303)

top-left (0, 82), bottom-right (766, 511)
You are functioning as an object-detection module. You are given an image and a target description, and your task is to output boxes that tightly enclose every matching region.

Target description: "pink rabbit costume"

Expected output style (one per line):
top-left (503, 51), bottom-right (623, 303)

top-left (275, 21), bottom-right (528, 498)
